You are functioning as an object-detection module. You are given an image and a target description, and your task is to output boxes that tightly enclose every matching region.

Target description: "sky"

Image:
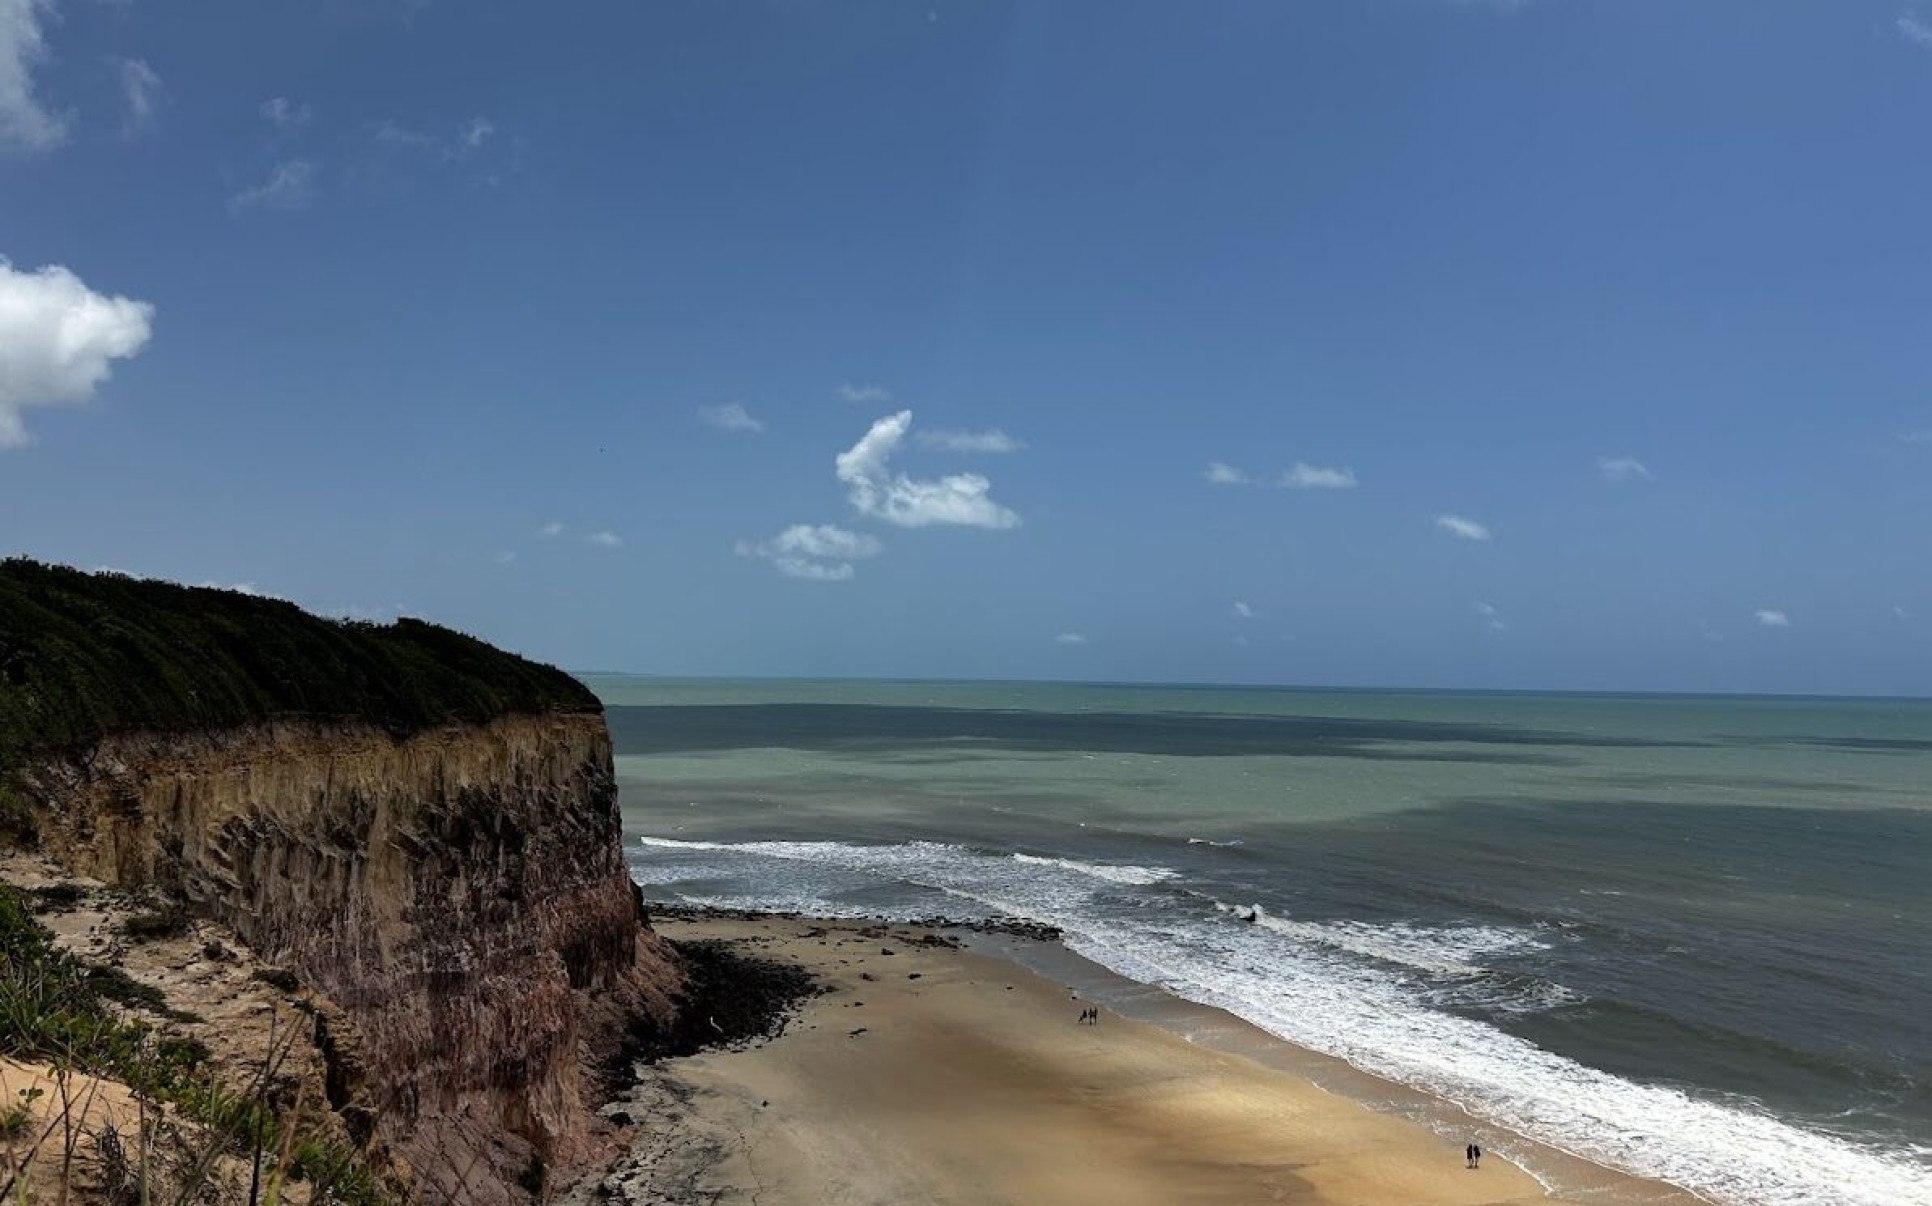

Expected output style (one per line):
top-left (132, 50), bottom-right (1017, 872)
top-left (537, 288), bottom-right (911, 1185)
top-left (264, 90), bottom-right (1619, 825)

top-left (4, 0), bottom-right (1932, 696)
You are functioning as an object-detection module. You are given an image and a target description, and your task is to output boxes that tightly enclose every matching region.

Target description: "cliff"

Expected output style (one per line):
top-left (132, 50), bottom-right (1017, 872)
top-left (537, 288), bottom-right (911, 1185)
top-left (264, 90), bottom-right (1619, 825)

top-left (0, 562), bottom-right (686, 1202)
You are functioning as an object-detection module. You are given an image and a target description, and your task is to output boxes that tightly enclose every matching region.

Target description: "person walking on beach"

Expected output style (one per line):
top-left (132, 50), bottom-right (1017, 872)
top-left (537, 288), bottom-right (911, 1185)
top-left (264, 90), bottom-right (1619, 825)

top-left (1471, 1143), bottom-right (1482, 1169)
top-left (1464, 1144), bottom-right (1475, 1169)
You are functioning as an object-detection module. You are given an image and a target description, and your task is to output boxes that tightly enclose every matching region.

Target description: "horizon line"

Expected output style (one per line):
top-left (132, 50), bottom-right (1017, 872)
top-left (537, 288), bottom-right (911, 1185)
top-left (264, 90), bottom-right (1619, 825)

top-left (563, 671), bottom-right (1932, 706)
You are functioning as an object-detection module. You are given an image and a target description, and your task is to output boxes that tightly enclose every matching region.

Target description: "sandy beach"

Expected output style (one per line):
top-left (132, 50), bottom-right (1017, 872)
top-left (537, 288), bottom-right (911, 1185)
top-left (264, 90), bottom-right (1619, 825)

top-left (577, 913), bottom-right (1702, 1206)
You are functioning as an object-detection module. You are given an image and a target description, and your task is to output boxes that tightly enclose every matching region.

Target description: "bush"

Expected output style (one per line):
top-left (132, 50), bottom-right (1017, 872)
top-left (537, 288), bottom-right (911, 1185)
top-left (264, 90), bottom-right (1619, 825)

top-left (29, 882), bottom-right (86, 911)
top-left (251, 967), bottom-right (301, 993)
top-left (121, 907), bottom-right (190, 942)
top-left (0, 558), bottom-right (599, 770)
top-left (0, 885), bottom-right (393, 1204)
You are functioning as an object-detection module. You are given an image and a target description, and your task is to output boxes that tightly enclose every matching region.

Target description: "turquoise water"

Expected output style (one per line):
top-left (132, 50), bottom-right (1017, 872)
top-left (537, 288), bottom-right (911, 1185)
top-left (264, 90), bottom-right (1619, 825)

top-left (602, 676), bottom-right (1932, 1206)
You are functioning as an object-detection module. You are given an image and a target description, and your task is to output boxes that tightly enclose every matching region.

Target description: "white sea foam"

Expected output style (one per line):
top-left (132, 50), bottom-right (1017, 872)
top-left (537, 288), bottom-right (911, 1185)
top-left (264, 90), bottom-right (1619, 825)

top-left (1219, 902), bottom-right (1547, 979)
top-left (631, 835), bottom-right (1932, 1206)
top-left (1011, 852), bottom-right (1178, 885)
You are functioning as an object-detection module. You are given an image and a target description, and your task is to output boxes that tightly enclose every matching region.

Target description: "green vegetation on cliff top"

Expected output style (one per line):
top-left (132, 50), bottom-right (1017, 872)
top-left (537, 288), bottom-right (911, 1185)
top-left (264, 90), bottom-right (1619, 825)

top-left (0, 559), bottom-right (599, 765)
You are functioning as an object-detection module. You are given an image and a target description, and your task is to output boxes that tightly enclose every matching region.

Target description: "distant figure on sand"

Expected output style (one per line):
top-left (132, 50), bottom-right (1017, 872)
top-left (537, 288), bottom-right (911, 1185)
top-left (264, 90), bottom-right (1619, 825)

top-left (1469, 1143), bottom-right (1482, 1169)
top-left (1077, 1006), bottom-right (1098, 1025)
top-left (1464, 1143), bottom-right (1475, 1168)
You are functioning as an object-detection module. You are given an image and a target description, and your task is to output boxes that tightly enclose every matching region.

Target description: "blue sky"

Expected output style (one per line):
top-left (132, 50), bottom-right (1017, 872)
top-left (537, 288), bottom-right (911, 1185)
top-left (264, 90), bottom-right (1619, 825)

top-left (4, 0), bottom-right (1932, 695)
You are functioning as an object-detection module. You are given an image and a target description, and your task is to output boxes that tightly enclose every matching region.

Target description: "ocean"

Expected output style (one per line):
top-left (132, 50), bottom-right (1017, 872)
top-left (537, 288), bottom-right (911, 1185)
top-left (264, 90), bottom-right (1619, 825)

top-left (599, 676), bottom-right (1932, 1206)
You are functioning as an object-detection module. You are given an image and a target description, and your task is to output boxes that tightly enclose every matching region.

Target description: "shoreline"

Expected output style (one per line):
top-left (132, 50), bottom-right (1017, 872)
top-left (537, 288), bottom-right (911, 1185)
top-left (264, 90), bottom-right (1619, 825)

top-left (582, 908), bottom-right (1702, 1205)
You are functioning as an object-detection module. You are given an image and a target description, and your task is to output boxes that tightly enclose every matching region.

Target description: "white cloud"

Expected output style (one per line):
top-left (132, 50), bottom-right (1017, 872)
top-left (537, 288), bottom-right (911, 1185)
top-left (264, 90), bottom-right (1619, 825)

top-left (539, 521), bottom-right (564, 538)
top-left (1894, 604), bottom-right (1910, 620)
top-left (697, 402), bottom-right (764, 433)
top-left (1597, 455), bottom-right (1651, 482)
top-left (196, 581), bottom-right (259, 596)
top-left (1205, 461), bottom-right (1250, 486)
top-left (1280, 462), bottom-right (1357, 490)
top-left (917, 428), bottom-right (1025, 454)
top-left (231, 159), bottom-right (315, 212)
top-left (456, 116), bottom-right (494, 155)
top-left (491, 550), bottom-right (517, 566)
top-left (1755, 609), bottom-right (1790, 628)
top-left (1476, 601), bottom-right (1506, 632)
top-left (0, 0), bottom-right (66, 152)
top-left (1896, 429), bottom-right (1932, 445)
top-left (839, 382), bottom-right (891, 405)
top-left (367, 115), bottom-right (512, 180)
top-left (736, 523), bottom-right (883, 581)
top-left (835, 410), bottom-right (1021, 529)
top-left (583, 530), bottom-right (623, 548)
top-left (1055, 631), bottom-right (1088, 645)
top-left (112, 57), bottom-right (162, 139)
top-left (1435, 515), bottom-right (1492, 541)
top-left (1233, 600), bottom-right (1256, 620)
top-left (260, 96), bottom-right (312, 130)
top-left (1900, 11), bottom-right (1932, 49)
top-left (0, 259), bottom-right (155, 447)
top-left (371, 119), bottom-right (436, 151)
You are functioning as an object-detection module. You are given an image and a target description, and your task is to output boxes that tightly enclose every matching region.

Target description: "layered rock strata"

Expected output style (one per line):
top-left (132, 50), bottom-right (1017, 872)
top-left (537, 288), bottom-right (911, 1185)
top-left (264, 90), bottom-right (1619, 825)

top-left (16, 712), bottom-right (679, 1202)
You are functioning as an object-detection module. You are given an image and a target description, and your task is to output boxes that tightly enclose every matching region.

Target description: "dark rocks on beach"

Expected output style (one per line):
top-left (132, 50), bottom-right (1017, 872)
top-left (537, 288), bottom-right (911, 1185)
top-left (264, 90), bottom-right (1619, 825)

top-left (648, 901), bottom-right (1061, 944)
top-left (626, 938), bottom-right (822, 1064)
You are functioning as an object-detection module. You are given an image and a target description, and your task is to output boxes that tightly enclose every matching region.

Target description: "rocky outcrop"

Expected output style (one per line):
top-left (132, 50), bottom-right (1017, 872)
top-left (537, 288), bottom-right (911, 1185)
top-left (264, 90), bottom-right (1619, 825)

top-left (16, 712), bottom-right (682, 1203)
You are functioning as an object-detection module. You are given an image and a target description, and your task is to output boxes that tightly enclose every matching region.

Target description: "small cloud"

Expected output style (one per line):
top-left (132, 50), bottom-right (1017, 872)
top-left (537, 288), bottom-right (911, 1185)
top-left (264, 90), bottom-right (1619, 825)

top-left (1205, 462), bottom-right (1250, 486)
top-left (697, 402), bottom-right (764, 433)
top-left (196, 581), bottom-right (259, 596)
top-left (1900, 11), bottom-right (1932, 49)
top-left (371, 119), bottom-right (436, 152)
top-left (917, 428), bottom-right (1025, 454)
top-left (1279, 462), bottom-right (1357, 490)
top-left (736, 523), bottom-right (882, 581)
top-left (839, 383), bottom-right (892, 405)
top-left (0, 259), bottom-right (156, 447)
top-left (1476, 601), bottom-right (1506, 632)
top-left (231, 159), bottom-right (316, 213)
top-left (491, 550), bottom-right (517, 566)
top-left (539, 521), bottom-right (565, 538)
top-left (0, 0), bottom-right (68, 151)
top-left (1755, 609), bottom-right (1790, 628)
top-left (1597, 455), bottom-right (1651, 482)
top-left (835, 410), bottom-right (1020, 529)
top-left (112, 57), bottom-right (163, 139)
top-left (1435, 515), bottom-right (1492, 542)
top-left (1233, 601), bottom-right (1257, 620)
top-left (583, 531), bottom-right (623, 548)
top-left (1894, 604), bottom-right (1910, 620)
top-left (1055, 632), bottom-right (1088, 645)
top-left (1896, 429), bottom-right (1932, 445)
top-left (260, 96), bottom-right (313, 130)
top-left (455, 116), bottom-right (494, 155)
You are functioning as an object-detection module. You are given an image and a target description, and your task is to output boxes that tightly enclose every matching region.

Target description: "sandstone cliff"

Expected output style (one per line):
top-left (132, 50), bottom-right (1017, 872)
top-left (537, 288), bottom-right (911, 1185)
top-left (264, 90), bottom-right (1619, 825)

top-left (12, 713), bottom-right (683, 1202)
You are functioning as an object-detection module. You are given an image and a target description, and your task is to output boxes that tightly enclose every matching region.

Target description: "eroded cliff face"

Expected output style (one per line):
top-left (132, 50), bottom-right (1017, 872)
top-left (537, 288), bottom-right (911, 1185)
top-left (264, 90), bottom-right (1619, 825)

top-left (17, 712), bottom-right (682, 1202)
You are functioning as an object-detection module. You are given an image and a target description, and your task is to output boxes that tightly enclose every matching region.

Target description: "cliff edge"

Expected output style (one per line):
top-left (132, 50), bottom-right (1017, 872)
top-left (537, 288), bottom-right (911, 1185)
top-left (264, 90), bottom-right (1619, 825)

top-left (0, 561), bottom-right (683, 1202)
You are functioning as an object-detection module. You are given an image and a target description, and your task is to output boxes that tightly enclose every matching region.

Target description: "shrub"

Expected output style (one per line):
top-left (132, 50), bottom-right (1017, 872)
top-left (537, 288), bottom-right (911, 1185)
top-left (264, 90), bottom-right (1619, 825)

top-left (121, 907), bottom-right (190, 942)
top-left (29, 882), bottom-right (86, 911)
top-left (251, 967), bottom-right (301, 993)
top-left (0, 885), bottom-right (394, 1204)
top-left (0, 559), bottom-right (599, 769)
